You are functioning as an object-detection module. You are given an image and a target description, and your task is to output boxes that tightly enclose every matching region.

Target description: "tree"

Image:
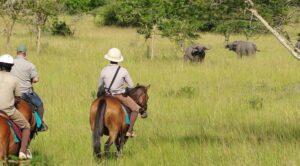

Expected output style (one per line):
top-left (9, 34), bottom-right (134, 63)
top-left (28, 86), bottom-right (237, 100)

top-left (0, 0), bottom-right (27, 51)
top-left (102, 0), bottom-right (203, 59)
top-left (101, 0), bottom-right (300, 59)
top-left (244, 0), bottom-right (300, 60)
top-left (27, 0), bottom-right (62, 54)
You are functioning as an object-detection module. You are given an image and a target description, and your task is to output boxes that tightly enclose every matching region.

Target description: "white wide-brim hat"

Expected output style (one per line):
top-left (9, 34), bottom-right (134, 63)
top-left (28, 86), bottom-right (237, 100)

top-left (0, 54), bottom-right (14, 64)
top-left (104, 48), bottom-right (124, 62)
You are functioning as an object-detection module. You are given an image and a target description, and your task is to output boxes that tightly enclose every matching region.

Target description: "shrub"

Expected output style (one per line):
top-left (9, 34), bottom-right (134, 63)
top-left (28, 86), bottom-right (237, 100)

top-left (248, 96), bottom-right (263, 110)
top-left (64, 0), bottom-right (90, 14)
top-left (50, 19), bottom-right (74, 36)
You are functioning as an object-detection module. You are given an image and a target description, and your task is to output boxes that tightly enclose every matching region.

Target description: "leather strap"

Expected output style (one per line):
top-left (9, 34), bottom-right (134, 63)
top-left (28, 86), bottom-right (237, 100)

top-left (107, 66), bottom-right (121, 94)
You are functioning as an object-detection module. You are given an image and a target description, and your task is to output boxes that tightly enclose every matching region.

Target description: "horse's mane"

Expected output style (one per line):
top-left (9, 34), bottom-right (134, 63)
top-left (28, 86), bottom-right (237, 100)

top-left (131, 85), bottom-right (147, 93)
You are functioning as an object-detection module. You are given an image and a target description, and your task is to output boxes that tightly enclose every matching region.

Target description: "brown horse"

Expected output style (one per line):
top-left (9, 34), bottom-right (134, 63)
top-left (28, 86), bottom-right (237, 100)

top-left (0, 99), bottom-right (37, 163)
top-left (90, 85), bottom-right (150, 158)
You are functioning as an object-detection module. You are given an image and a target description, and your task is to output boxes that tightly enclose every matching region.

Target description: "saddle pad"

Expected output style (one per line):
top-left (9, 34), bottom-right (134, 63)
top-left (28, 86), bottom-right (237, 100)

top-left (6, 120), bottom-right (21, 143)
top-left (121, 105), bottom-right (130, 125)
top-left (34, 112), bottom-right (42, 129)
top-left (0, 111), bottom-right (22, 143)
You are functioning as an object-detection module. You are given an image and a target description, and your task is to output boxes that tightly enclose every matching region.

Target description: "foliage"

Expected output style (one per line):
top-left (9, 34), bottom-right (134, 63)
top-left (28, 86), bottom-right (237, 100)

top-left (100, 0), bottom-right (298, 42)
top-left (26, 0), bottom-right (62, 53)
top-left (89, 0), bottom-right (106, 9)
top-left (63, 0), bottom-right (90, 14)
top-left (101, 0), bottom-right (202, 47)
top-left (50, 19), bottom-right (74, 36)
top-left (63, 0), bottom-right (106, 14)
top-left (0, 0), bottom-right (27, 50)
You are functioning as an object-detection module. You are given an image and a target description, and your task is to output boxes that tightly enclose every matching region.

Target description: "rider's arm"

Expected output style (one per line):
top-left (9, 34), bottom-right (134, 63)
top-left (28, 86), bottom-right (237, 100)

top-left (14, 79), bottom-right (21, 97)
top-left (30, 64), bottom-right (39, 83)
top-left (14, 79), bottom-right (22, 104)
top-left (99, 71), bottom-right (105, 88)
top-left (124, 69), bottom-right (134, 88)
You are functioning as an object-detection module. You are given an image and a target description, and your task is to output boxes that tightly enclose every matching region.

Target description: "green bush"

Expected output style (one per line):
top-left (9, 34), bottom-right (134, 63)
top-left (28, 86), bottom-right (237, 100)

top-left (64, 0), bottom-right (90, 14)
top-left (50, 20), bottom-right (74, 36)
top-left (63, 0), bottom-right (106, 14)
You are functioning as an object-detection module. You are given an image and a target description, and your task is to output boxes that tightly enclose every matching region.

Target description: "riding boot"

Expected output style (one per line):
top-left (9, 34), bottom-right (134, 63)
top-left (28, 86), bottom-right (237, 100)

top-left (126, 111), bottom-right (138, 137)
top-left (37, 104), bottom-right (44, 119)
top-left (19, 128), bottom-right (30, 159)
top-left (37, 105), bottom-right (48, 132)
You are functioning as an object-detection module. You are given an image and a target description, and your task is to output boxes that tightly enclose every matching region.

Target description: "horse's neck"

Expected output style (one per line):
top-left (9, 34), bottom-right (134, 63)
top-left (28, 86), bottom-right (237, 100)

top-left (129, 88), bottom-right (141, 100)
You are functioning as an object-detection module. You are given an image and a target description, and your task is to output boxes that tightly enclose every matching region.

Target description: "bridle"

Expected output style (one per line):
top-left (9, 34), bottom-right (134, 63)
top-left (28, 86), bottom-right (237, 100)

top-left (131, 87), bottom-right (148, 115)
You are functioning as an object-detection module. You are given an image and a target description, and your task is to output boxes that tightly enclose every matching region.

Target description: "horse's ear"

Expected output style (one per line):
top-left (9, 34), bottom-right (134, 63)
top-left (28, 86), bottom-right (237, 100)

top-left (146, 84), bottom-right (151, 89)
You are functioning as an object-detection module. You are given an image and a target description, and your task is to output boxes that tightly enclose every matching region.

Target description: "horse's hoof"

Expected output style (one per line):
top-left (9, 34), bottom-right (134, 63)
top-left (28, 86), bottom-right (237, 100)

top-left (140, 112), bottom-right (148, 118)
top-left (116, 152), bottom-right (123, 157)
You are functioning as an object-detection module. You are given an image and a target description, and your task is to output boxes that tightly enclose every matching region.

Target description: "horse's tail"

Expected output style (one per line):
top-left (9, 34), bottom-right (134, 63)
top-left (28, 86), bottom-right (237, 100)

top-left (93, 98), bottom-right (106, 158)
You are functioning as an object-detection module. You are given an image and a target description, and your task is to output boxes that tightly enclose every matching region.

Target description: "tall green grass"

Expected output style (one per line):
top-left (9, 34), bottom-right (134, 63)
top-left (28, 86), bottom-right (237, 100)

top-left (1, 15), bottom-right (300, 165)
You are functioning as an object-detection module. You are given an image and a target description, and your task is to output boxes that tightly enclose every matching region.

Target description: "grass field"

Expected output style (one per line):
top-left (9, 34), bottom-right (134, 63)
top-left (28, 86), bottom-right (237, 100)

top-left (1, 15), bottom-right (300, 166)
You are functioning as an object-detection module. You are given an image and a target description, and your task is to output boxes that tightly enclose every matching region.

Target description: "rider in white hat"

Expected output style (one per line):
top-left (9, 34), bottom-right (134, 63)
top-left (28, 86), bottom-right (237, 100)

top-left (98, 48), bottom-right (141, 137)
top-left (0, 54), bottom-right (31, 160)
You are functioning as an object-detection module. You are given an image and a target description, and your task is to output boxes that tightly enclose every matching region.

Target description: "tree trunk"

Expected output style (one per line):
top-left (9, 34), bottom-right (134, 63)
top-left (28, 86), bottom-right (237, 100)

top-left (36, 25), bottom-right (41, 54)
top-left (150, 24), bottom-right (157, 60)
top-left (245, 0), bottom-right (300, 60)
top-left (5, 20), bottom-right (15, 51)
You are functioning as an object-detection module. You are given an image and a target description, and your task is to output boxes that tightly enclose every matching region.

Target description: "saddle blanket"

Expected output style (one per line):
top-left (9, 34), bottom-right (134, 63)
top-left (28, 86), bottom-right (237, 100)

top-left (0, 111), bottom-right (22, 143)
top-left (34, 111), bottom-right (42, 129)
top-left (121, 105), bottom-right (130, 125)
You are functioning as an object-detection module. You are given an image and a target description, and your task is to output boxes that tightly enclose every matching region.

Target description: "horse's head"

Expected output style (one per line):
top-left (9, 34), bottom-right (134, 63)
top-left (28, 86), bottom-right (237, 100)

top-left (129, 84), bottom-right (150, 119)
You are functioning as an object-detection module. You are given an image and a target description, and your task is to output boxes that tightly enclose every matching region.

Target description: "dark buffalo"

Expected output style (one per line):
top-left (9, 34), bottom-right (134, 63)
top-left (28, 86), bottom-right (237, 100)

top-left (184, 44), bottom-right (209, 62)
top-left (225, 41), bottom-right (258, 57)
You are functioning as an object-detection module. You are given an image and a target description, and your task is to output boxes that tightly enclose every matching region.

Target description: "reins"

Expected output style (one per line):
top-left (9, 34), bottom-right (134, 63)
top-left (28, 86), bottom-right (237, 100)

top-left (130, 86), bottom-right (148, 113)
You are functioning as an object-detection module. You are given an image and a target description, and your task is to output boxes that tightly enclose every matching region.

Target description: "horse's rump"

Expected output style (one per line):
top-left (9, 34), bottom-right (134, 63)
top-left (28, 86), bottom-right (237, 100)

top-left (91, 96), bottom-right (127, 135)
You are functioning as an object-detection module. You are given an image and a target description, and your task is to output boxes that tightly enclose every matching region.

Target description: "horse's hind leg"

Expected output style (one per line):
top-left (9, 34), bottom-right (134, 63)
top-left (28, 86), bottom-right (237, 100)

top-left (115, 134), bottom-right (126, 157)
top-left (0, 137), bottom-right (9, 165)
top-left (104, 131), bottom-right (118, 156)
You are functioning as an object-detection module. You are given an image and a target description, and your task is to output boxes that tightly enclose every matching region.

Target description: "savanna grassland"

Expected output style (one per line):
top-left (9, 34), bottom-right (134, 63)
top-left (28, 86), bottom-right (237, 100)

top-left (1, 15), bottom-right (300, 166)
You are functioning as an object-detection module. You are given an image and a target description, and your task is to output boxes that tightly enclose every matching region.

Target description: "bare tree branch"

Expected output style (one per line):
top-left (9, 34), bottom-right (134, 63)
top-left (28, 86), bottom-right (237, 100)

top-left (245, 0), bottom-right (300, 60)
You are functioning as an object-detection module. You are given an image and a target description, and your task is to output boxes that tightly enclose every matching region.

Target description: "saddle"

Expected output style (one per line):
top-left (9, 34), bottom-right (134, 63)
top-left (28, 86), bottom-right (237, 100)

top-left (0, 110), bottom-right (22, 143)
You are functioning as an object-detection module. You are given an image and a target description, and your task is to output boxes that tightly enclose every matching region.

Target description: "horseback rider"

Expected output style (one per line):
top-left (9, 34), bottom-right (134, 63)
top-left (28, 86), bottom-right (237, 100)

top-left (10, 44), bottom-right (48, 132)
top-left (0, 54), bottom-right (32, 160)
top-left (98, 48), bottom-right (140, 137)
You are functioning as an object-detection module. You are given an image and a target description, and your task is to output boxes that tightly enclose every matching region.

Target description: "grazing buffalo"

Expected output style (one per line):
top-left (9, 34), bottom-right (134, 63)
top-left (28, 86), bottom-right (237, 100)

top-left (184, 44), bottom-right (209, 62)
top-left (225, 41), bottom-right (258, 57)
top-left (296, 41), bottom-right (300, 49)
